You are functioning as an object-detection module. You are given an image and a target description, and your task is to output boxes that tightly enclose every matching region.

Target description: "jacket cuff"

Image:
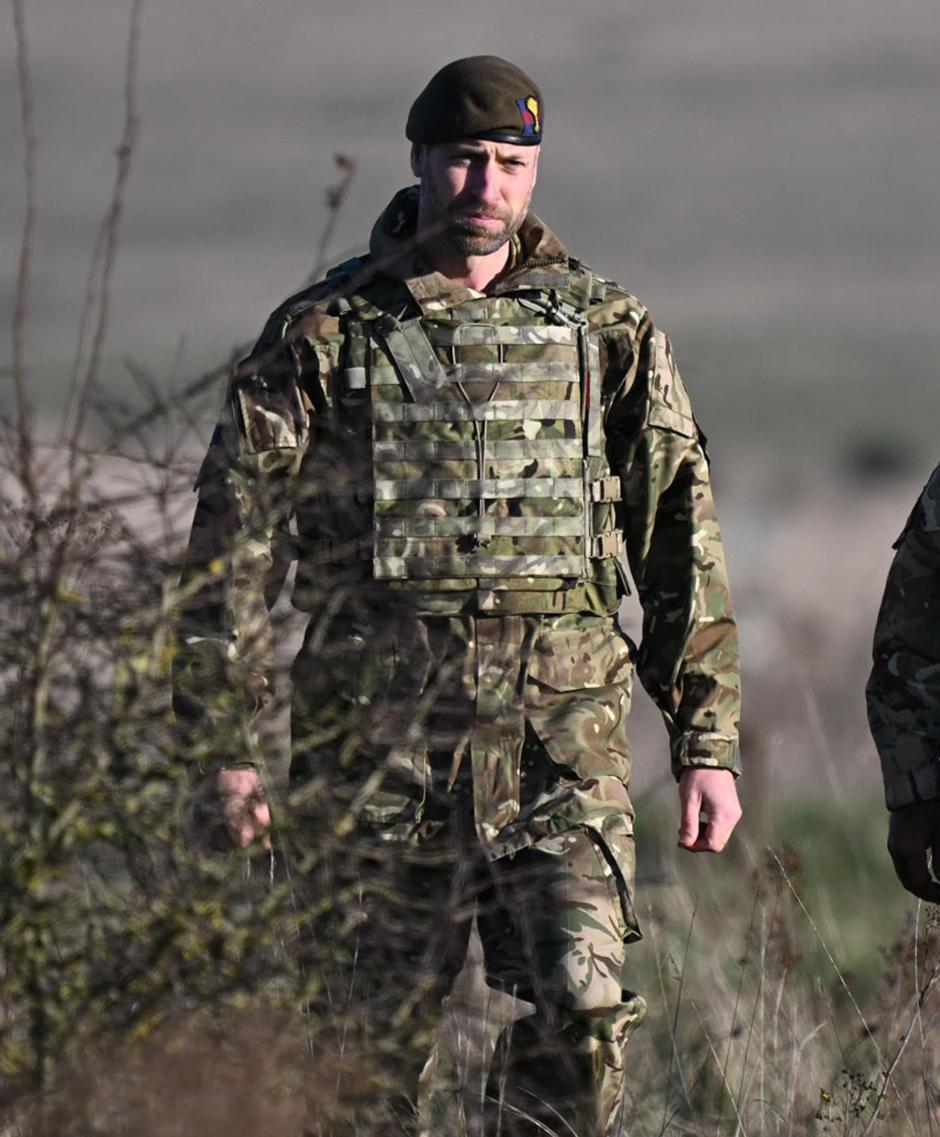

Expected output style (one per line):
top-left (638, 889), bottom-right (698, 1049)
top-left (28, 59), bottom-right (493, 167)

top-left (884, 761), bottom-right (940, 810)
top-left (671, 733), bottom-right (741, 780)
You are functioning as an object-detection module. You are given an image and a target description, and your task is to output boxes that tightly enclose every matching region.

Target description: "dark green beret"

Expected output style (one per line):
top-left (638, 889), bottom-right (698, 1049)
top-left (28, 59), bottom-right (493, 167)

top-left (406, 55), bottom-right (543, 146)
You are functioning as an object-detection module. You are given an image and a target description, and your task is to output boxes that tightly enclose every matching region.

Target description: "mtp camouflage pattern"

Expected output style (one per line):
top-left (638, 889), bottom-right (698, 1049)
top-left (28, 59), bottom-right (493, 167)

top-left (307, 799), bottom-right (645, 1135)
top-left (174, 185), bottom-right (741, 1134)
top-left (868, 461), bottom-right (940, 808)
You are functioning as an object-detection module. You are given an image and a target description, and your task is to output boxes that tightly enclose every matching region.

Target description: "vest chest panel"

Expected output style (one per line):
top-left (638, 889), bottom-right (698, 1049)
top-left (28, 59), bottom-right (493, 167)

top-left (354, 298), bottom-right (622, 589)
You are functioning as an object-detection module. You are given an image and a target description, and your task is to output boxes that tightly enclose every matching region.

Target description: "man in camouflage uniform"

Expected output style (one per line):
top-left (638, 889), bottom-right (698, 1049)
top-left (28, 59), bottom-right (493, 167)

top-left (176, 56), bottom-right (742, 1136)
top-left (868, 462), bottom-right (940, 903)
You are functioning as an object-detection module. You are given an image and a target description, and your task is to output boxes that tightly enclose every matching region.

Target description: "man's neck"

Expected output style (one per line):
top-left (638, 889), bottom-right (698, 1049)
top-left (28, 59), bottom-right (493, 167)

top-left (418, 235), bottom-right (511, 292)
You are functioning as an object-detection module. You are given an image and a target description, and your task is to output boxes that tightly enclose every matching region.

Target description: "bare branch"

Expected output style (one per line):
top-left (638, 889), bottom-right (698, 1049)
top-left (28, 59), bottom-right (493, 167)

top-left (62, 0), bottom-right (144, 476)
top-left (10, 0), bottom-right (38, 503)
top-left (304, 153), bottom-right (358, 285)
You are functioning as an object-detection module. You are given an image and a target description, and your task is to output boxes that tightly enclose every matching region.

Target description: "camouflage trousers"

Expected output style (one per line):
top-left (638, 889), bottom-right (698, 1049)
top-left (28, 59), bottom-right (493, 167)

top-left (298, 803), bottom-right (646, 1137)
top-left (289, 607), bottom-right (645, 1134)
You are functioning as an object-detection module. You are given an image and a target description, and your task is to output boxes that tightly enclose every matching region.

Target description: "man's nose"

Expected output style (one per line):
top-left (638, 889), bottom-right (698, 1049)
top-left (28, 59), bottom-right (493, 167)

top-left (468, 159), bottom-right (501, 203)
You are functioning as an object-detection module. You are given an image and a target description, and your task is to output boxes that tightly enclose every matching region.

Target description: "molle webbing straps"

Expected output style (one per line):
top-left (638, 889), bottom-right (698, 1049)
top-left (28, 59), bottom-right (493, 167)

top-left (374, 477), bottom-right (586, 501)
top-left (367, 295), bottom-right (625, 587)
top-left (423, 323), bottom-right (576, 346)
top-left (377, 555), bottom-right (591, 578)
top-left (372, 313), bottom-right (585, 580)
top-left (372, 438), bottom-right (578, 460)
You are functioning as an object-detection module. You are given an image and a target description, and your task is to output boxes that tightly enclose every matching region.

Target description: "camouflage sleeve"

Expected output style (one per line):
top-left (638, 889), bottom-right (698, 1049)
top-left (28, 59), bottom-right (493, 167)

top-left (172, 321), bottom-right (312, 775)
top-left (867, 463), bottom-right (940, 809)
top-left (604, 320), bottom-right (742, 780)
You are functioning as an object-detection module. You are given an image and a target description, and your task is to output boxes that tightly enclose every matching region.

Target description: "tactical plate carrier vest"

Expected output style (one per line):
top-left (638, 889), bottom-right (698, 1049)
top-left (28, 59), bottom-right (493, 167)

top-left (301, 260), bottom-right (629, 618)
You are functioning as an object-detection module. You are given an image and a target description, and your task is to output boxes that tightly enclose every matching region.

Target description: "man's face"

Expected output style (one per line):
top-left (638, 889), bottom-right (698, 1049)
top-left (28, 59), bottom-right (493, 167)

top-left (411, 139), bottom-right (539, 258)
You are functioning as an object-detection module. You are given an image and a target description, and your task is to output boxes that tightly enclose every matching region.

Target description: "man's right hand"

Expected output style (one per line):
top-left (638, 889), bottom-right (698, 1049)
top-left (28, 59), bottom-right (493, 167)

top-left (215, 766), bottom-right (272, 850)
top-left (888, 800), bottom-right (940, 902)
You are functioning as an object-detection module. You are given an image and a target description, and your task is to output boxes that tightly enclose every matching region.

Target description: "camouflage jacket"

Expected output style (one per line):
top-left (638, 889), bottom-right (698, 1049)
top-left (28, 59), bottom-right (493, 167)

top-left (868, 462), bottom-right (940, 808)
top-left (174, 187), bottom-right (741, 853)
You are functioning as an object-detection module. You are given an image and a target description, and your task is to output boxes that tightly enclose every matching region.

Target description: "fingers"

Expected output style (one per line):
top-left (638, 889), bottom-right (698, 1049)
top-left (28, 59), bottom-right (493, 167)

top-left (695, 805), bottom-right (740, 853)
top-left (216, 767), bottom-right (273, 850)
top-left (678, 769), bottom-right (742, 854)
top-left (889, 845), bottom-right (940, 903)
top-left (222, 794), bottom-right (272, 850)
top-left (888, 806), bottom-right (940, 903)
top-left (679, 812), bottom-right (738, 852)
top-left (677, 780), bottom-right (702, 850)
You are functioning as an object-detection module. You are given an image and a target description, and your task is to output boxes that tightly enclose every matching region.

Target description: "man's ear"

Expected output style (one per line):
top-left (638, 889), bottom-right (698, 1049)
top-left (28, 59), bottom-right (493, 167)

top-left (410, 143), bottom-right (425, 179)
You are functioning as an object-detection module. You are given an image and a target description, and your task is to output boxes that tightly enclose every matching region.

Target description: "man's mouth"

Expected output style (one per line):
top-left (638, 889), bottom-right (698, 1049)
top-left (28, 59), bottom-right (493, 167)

top-left (454, 211), bottom-right (506, 227)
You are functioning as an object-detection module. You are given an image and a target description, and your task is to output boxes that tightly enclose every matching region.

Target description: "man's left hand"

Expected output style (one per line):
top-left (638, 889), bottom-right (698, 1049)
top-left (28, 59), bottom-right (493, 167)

top-left (677, 768), bottom-right (742, 853)
top-left (887, 800), bottom-right (940, 902)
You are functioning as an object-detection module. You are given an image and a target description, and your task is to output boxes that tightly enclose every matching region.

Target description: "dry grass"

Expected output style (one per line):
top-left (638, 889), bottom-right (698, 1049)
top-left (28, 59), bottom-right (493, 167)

top-left (2, 788), bottom-right (936, 1136)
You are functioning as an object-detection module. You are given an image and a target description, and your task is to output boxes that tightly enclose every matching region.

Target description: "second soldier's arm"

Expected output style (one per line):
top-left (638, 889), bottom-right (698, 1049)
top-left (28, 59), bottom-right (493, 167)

top-left (867, 463), bottom-right (940, 900)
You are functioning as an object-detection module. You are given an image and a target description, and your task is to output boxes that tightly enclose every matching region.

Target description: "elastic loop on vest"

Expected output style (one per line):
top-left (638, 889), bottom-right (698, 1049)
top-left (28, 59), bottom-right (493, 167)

top-left (590, 476), bottom-right (622, 502)
top-left (593, 532), bottom-right (624, 558)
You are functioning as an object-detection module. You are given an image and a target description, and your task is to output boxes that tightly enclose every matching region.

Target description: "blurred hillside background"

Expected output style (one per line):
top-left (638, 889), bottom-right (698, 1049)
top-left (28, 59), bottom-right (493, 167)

top-left (3, 0), bottom-right (939, 798)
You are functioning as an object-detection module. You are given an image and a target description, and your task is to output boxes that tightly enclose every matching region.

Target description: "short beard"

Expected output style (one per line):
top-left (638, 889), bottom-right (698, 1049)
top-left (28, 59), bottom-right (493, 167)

top-left (419, 180), bottom-right (531, 259)
top-left (446, 215), bottom-right (519, 256)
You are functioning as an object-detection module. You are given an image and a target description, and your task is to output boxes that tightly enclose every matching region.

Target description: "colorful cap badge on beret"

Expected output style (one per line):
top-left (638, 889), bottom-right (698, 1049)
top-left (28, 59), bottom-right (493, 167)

top-left (406, 55), bottom-right (544, 146)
